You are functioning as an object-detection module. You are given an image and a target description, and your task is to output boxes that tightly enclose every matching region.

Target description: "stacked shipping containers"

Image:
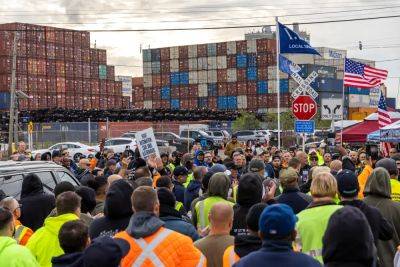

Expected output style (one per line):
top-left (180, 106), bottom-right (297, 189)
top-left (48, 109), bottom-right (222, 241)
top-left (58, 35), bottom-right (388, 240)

top-left (0, 22), bottom-right (123, 110)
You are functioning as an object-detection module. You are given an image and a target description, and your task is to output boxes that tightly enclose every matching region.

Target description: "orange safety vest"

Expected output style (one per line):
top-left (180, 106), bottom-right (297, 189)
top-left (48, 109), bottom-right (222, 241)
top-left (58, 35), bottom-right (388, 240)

top-left (14, 220), bottom-right (33, 246)
top-left (222, 245), bottom-right (240, 267)
top-left (115, 227), bottom-right (206, 267)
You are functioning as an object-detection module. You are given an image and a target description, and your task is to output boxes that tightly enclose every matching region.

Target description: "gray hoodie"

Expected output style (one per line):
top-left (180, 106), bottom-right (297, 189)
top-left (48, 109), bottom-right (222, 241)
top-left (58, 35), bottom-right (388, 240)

top-left (364, 167), bottom-right (400, 267)
top-left (126, 211), bottom-right (165, 238)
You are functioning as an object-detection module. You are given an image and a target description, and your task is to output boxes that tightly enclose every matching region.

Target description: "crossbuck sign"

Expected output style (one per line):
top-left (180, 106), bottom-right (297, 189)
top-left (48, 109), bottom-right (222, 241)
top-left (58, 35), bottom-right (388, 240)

top-left (290, 70), bottom-right (319, 99)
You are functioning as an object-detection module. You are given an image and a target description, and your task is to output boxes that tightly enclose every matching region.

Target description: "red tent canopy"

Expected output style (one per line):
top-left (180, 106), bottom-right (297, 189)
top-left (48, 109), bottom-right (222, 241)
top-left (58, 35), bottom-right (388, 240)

top-left (342, 119), bottom-right (400, 143)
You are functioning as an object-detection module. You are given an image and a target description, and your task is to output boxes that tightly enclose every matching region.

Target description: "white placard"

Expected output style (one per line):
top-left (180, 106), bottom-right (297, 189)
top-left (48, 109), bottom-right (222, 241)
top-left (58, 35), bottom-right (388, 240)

top-left (321, 98), bottom-right (343, 120)
top-left (135, 128), bottom-right (160, 160)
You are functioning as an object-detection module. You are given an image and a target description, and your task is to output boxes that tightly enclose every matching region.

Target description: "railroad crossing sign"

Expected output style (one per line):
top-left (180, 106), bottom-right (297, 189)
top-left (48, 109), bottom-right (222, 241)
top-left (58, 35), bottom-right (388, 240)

top-left (292, 95), bottom-right (317, 120)
top-left (291, 71), bottom-right (319, 99)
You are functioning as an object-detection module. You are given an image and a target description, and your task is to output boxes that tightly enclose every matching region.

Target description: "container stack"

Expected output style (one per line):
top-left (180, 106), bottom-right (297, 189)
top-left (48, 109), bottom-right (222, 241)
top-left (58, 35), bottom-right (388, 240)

top-left (0, 22), bottom-right (123, 111)
top-left (132, 77), bottom-right (144, 109)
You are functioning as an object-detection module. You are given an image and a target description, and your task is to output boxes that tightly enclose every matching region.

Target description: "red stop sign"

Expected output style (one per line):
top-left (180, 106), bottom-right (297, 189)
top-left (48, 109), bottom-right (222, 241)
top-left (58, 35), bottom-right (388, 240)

top-left (292, 95), bottom-right (317, 120)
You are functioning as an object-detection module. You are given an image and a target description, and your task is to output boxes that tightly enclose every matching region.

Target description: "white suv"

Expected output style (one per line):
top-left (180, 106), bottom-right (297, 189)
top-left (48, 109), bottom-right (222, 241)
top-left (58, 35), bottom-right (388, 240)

top-left (97, 138), bottom-right (137, 155)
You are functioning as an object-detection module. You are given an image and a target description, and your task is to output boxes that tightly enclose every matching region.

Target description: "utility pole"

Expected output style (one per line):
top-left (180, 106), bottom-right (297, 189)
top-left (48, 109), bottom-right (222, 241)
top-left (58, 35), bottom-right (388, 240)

top-left (8, 33), bottom-right (18, 157)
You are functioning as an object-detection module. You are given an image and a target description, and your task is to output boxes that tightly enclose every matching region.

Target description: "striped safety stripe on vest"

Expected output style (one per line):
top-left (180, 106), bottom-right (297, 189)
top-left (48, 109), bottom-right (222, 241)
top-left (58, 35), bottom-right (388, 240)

top-left (198, 200), bottom-right (206, 230)
top-left (14, 225), bottom-right (27, 244)
top-left (229, 247), bottom-right (236, 266)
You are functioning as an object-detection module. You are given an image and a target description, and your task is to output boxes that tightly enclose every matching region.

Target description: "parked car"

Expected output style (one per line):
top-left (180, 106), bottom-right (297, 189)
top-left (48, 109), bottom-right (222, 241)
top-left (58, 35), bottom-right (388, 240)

top-left (32, 142), bottom-right (97, 162)
top-left (0, 161), bottom-right (79, 200)
top-left (206, 130), bottom-right (226, 145)
top-left (233, 130), bottom-right (268, 143)
top-left (179, 130), bottom-right (218, 150)
top-left (154, 132), bottom-right (194, 153)
top-left (94, 137), bottom-right (137, 155)
top-left (121, 132), bottom-right (137, 138)
top-left (156, 139), bottom-right (176, 155)
top-left (256, 130), bottom-right (272, 142)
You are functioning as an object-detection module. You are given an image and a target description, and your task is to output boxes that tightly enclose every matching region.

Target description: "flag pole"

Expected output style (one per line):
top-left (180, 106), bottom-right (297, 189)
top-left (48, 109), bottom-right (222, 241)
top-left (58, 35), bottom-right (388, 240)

top-left (340, 57), bottom-right (345, 146)
top-left (275, 16), bottom-right (281, 150)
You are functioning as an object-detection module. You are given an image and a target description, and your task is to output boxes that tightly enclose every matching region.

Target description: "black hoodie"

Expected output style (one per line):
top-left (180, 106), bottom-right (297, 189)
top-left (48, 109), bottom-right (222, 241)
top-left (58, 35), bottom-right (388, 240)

top-left (89, 179), bottom-right (134, 239)
top-left (234, 235), bottom-right (262, 258)
top-left (231, 173), bottom-right (263, 236)
top-left (19, 174), bottom-right (55, 231)
top-left (51, 252), bottom-right (83, 267)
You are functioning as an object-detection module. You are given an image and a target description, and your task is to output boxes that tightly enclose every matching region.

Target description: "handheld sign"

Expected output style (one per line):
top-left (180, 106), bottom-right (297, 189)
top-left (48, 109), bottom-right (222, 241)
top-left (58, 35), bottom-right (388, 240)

top-left (135, 128), bottom-right (160, 160)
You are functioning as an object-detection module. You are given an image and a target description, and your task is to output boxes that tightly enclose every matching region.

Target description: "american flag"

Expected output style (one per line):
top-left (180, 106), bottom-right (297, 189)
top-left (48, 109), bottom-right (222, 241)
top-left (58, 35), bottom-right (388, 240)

top-left (378, 90), bottom-right (392, 157)
top-left (344, 58), bottom-right (388, 88)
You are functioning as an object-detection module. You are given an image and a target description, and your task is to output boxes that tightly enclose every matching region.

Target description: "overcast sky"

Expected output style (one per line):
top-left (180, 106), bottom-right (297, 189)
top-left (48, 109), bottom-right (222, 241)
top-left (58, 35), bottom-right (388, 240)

top-left (2, 0), bottom-right (400, 99)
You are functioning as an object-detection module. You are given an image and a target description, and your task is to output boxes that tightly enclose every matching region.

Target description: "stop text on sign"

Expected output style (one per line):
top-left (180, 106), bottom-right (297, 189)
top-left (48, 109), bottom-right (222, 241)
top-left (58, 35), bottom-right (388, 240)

top-left (292, 95), bottom-right (317, 121)
top-left (293, 102), bottom-right (316, 113)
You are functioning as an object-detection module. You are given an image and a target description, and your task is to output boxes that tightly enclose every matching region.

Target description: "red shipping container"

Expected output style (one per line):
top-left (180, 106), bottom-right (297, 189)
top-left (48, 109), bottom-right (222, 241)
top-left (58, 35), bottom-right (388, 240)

top-left (37, 76), bottom-right (46, 92)
top-left (74, 47), bottom-right (82, 61)
top-left (133, 101), bottom-right (144, 109)
top-left (153, 100), bottom-right (162, 109)
top-left (81, 32), bottom-right (90, 48)
top-left (55, 30), bottom-right (64, 44)
top-left (65, 79), bottom-right (74, 92)
top-left (0, 57), bottom-right (11, 73)
top-left (216, 42), bottom-right (227, 56)
top-left (65, 62), bottom-right (74, 78)
top-left (189, 85), bottom-right (198, 98)
top-left (197, 44), bottom-right (207, 57)
top-left (90, 49), bottom-right (98, 63)
top-left (160, 48), bottom-right (170, 61)
top-left (179, 59), bottom-right (189, 72)
top-left (64, 46), bottom-right (73, 61)
top-left (227, 82), bottom-right (237, 95)
top-left (74, 80), bottom-right (83, 94)
top-left (18, 58), bottom-right (27, 74)
top-left (56, 61), bottom-right (65, 76)
top-left (236, 40), bottom-right (247, 54)
top-left (99, 80), bottom-right (106, 93)
top-left (56, 77), bottom-right (66, 93)
top-left (161, 74), bottom-right (169, 86)
top-left (46, 43), bottom-right (56, 59)
top-left (37, 60), bottom-right (46, 75)
top-left (258, 95), bottom-right (269, 108)
top-left (257, 68), bottom-right (268, 80)
top-left (17, 41), bottom-right (26, 57)
top-left (115, 82), bottom-right (122, 95)
top-left (74, 63), bottom-right (82, 78)
top-left (26, 43), bottom-right (37, 57)
top-left (227, 55), bottom-right (236, 68)
top-left (161, 61), bottom-right (170, 73)
top-left (45, 28), bottom-right (56, 43)
top-left (75, 96), bottom-right (84, 108)
top-left (57, 94), bottom-right (66, 108)
top-left (152, 74), bottom-right (161, 87)
top-left (256, 39), bottom-right (268, 53)
top-left (144, 89), bottom-right (152, 100)
top-left (208, 97), bottom-right (217, 110)
top-left (237, 82), bottom-right (247, 95)
top-left (267, 39), bottom-right (276, 52)
top-left (46, 77), bottom-right (56, 92)
top-left (178, 46), bottom-right (188, 59)
top-left (99, 98), bottom-right (107, 109)
top-left (46, 60), bottom-right (56, 76)
top-left (237, 69), bottom-right (246, 82)
top-left (64, 31), bottom-right (73, 46)
top-left (26, 26), bottom-right (36, 42)
top-left (37, 44), bottom-right (46, 58)
top-left (55, 45), bottom-right (64, 60)
top-left (17, 75), bottom-right (28, 92)
top-left (73, 31), bottom-right (82, 47)
top-left (0, 74), bottom-right (11, 92)
top-left (98, 49), bottom-right (107, 64)
top-left (152, 88), bottom-right (161, 100)
top-left (179, 86), bottom-right (189, 98)
top-left (189, 98), bottom-right (197, 108)
top-left (90, 64), bottom-right (99, 78)
top-left (82, 64), bottom-right (90, 79)
top-left (38, 93), bottom-right (47, 108)
top-left (217, 69), bottom-right (227, 83)
top-left (217, 83), bottom-right (227, 96)
top-left (106, 65), bottom-right (115, 80)
top-left (132, 77), bottom-right (143, 87)
top-left (247, 81), bottom-right (257, 94)
top-left (247, 95), bottom-right (258, 108)
top-left (28, 59), bottom-right (37, 75)
top-left (171, 86), bottom-right (179, 98)
top-left (257, 54), bottom-right (268, 67)
top-left (161, 100), bottom-right (170, 109)
top-left (81, 48), bottom-right (90, 62)
top-left (28, 76), bottom-right (37, 92)
top-left (90, 80), bottom-right (99, 94)
top-left (267, 52), bottom-right (276, 65)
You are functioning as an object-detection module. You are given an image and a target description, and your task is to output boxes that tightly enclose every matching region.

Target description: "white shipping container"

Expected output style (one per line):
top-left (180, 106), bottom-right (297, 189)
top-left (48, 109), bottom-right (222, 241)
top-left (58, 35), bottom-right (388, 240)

top-left (207, 56), bottom-right (217, 70)
top-left (189, 71), bottom-right (198, 84)
top-left (227, 41), bottom-right (236, 55)
top-left (143, 74), bottom-right (152, 88)
top-left (247, 40), bottom-right (257, 53)
top-left (170, 47), bottom-right (179, 59)
top-left (349, 94), bottom-right (371, 108)
top-left (289, 79), bottom-right (298, 93)
top-left (189, 58), bottom-right (198, 71)
top-left (316, 47), bottom-right (347, 59)
top-left (198, 84), bottom-right (208, 97)
top-left (198, 71), bottom-right (208, 83)
top-left (237, 95), bottom-right (247, 109)
top-left (144, 100), bottom-right (153, 109)
top-left (268, 67), bottom-right (289, 79)
top-left (216, 56), bottom-right (227, 69)
top-left (170, 59), bottom-right (179, 72)
top-left (227, 68), bottom-right (237, 82)
top-left (198, 57), bottom-right (208, 70)
top-left (143, 62), bottom-right (152, 75)
top-left (207, 70), bottom-right (217, 83)
top-left (268, 80), bottom-right (276, 91)
top-left (336, 71), bottom-right (344, 79)
top-left (285, 54), bottom-right (314, 64)
top-left (151, 61), bottom-right (160, 74)
top-left (188, 45), bottom-right (198, 58)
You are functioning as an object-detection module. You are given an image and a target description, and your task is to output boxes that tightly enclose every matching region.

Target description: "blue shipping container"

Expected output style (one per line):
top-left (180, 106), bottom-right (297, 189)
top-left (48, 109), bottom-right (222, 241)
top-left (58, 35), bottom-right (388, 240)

top-left (142, 50), bottom-right (151, 62)
top-left (387, 98), bottom-right (396, 109)
top-left (280, 79), bottom-right (289, 93)
top-left (348, 87), bottom-right (369, 95)
top-left (247, 67), bottom-right (257, 81)
top-left (198, 97), bottom-right (208, 107)
top-left (236, 54), bottom-right (247, 68)
top-left (247, 54), bottom-right (257, 67)
top-left (257, 81), bottom-right (268, 94)
top-left (207, 43), bottom-right (217, 56)
top-left (170, 72), bottom-right (180, 86)
top-left (171, 99), bottom-right (180, 109)
top-left (151, 49), bottom-right (161, 61)
top-left (298, 64), bottom-right (337, 79)
top-left (161, 86), bottom-right (171, 100)
top-left (208, 83), bottom-right (217, 96)
top-left (217, 96), bottom-right (228, 110)
top-left (227, 96), bottom-right (237, 110)
top-left (311, 78), bottom-right (343, 93)
top-left (179, 72), bottom-right (189, 85)
top-left (0, 92), bottom-right (10, 109)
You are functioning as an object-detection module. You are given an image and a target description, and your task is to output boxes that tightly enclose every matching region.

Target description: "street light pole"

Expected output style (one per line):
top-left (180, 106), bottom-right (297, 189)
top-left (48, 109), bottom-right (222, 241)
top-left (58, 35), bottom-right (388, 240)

top-left (8, 33), bottom-right (18, 156)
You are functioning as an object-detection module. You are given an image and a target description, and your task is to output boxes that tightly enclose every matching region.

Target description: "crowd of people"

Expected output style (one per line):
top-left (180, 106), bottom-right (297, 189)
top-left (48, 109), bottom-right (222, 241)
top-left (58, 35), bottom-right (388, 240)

top-left (2, 136), bottom-right (400, 266)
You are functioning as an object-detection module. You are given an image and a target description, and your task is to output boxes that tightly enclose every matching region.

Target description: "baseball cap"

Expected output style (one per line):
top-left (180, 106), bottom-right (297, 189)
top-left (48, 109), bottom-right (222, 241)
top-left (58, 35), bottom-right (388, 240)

top-left (336, 169), bottom-right (359, 197)
top-left (376, 158), bottom-right (398, 176)
top-left (83, 236), bottom-right (130, 267)
top-left (259, 204), bottom-right (297, 238)
top-left (107, 159), bottom-right (117, 167)
top-left (173, 166), bottom-right (189, 176)
top-left (249, 159), bottom-right (265, 172)
top-left (52, 150), bottom-right (62, 158)
top-left (280, 167), bottom-right (298, 186)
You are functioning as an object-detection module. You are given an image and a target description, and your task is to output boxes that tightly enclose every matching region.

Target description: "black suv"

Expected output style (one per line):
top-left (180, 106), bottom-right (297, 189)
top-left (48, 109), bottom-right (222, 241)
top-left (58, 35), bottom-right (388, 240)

top-left (0, 161), bottom-right (80, 199)
top-left (154, 132), bottom-right (194, 153)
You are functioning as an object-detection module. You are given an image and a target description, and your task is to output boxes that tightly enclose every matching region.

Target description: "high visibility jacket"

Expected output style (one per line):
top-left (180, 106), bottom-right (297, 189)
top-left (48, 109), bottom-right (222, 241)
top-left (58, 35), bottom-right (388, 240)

top-left (152, 173), bottom-right (161, 188)
top-left (222, 245), bottom-right (240, 267)
top-left (175, 201), bottom-right (184, 212)
top-left (183, 173), bottom-right (194, 188)
top-left (391, 179), bottom-right (400, 202)
top-left (295, 204), bottom-right (342, 263)
top-left (167, 163), bottom-right (176, 173)
top-left (14, 220), bottom-right (33, 246)
top-left (358, 165), bottom-right (373, 199)
top-left (307, 152), bottom-right (324, 166)
top-left (115, 227), bottom-right (206, 267)
top-left (195, 196), bottom-right (235, 230)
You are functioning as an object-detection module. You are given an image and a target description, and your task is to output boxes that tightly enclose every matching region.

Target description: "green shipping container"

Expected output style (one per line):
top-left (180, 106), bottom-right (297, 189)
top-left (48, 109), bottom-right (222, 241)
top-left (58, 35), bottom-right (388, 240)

top-left (99, 65), bottom-right (107, 79)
